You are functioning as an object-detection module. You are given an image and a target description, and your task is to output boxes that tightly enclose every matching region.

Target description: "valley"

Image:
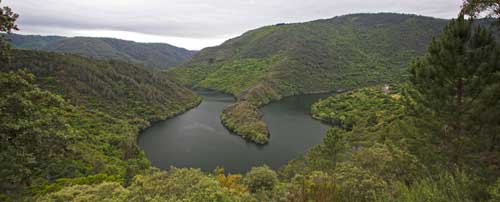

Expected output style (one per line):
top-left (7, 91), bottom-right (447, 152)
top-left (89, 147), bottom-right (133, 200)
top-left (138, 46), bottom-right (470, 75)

top-left (169, 13), bottom-right (448, 144)
top-left (139, 90), bottom-right (329, 173)
top-left (2, 0), bottom-right (500, 201)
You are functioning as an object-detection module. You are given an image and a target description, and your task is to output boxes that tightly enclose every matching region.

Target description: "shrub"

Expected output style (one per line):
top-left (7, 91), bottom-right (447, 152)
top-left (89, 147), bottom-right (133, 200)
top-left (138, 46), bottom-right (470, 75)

top-left (244, 166), bottom-right (278, 193)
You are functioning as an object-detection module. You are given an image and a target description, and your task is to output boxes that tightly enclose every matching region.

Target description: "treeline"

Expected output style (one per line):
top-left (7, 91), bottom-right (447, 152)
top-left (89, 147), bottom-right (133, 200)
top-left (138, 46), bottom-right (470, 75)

top-left (0, 70), bottom-right (150, 200)
top-left (20, 15), bottom-right (500, 202)
top-left (0, 50), bottom-right (201, 200)
top-left (282, 16), bottom-right (500, 201)
top-left (0, 2), bottom-right (204, 200)
top-left (37, 15), bottom-right (500, 202)
top-left (5, 34), bottom-right (196, 69)
top-left (1, 49), bottom-right (201, 128)
top-left (2, 0), bottom-right (500, 201)
top-left (0, 23), bottom-right (201, 202)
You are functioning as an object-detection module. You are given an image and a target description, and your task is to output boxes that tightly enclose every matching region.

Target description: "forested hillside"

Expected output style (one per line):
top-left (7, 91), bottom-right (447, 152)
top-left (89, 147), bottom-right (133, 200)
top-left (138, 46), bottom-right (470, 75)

top-left (5, 34), bottom-right (196, 69)
top-left (0, 49), bottom-right (201, 200)
top-left (278, 16), bottom-right (500, 201)
top-left (5, 34), bottom-right (64, 49)
top-left (170, 13), bottom-right (448, 143)
top-left (1, 70), bottom-right (151, 199)
top-left (0, 6), bottom-right (203, 199)
top-left (3, 0), bottom-right (500, 200)
top-left (1, 49), bottom-right (201, 127)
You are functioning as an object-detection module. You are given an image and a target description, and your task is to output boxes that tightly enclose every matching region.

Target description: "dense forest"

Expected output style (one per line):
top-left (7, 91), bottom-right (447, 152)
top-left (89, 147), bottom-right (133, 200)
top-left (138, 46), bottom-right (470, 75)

top-left (0, 6), bottom-right (202, 199)
top-left (1, 49), bottom-right (201, 127)
top-left (5, 34), bottom-right (196, 69)
top-left (170, 13), bottom-right (448, 144)
top-left (1, 70), bottom-right (151, 198)
top-left (0, 53), bottom-right (202, 201)
top-left (2, 0), bottom-right (500, 201)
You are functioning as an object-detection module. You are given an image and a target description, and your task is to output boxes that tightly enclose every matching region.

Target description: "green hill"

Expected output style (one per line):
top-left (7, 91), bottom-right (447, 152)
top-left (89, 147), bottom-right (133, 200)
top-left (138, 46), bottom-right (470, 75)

top-left (170, 13), bottom-right (448, 144)
top-left (0, 49), bottom-right (200, 199)
top-left (5, 34), bottom-right (196, 69)
top-left (4, 34), bottom-right (64, 49)
top-left (1, 49), bottom-right (201, 127)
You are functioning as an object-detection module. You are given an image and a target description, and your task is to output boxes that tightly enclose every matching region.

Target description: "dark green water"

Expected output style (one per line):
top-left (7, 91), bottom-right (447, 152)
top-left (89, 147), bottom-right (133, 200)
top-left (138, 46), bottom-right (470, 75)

top-left (138, 90), bottom-right (330, 173)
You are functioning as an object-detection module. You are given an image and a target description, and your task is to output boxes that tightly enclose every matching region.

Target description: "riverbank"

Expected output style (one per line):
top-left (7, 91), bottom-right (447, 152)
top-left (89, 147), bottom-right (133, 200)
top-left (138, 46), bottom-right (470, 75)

top-left (138, 92), bottom-right (329, 173)
top-left (219, 86), bottom-right (344, 144)
top-left (137, 95), bottom-right (203, 132)
top-left (221, 101), bottom-right (269, 144)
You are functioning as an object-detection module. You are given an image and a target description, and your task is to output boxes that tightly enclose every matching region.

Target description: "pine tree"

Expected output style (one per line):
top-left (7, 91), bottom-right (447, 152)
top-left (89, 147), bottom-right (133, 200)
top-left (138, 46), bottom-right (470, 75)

top-left (0, 0), bottom-right (19, 62)
top-left (461, 0), bottom-right (500, 20)
top-left (406, 16), bottom-right (500, 165)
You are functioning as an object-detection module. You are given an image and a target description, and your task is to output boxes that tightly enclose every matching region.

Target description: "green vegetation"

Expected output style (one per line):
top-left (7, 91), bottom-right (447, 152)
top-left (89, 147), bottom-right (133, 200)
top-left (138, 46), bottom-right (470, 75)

top-left (392, 171), bottom-right (480, 202)
top-left (243, 166), bottom-right (278, 193)
top-left (406, 16), bottom-right (500, 165)
top-left (1, 49), bottom-right (201, 128)
top-left (197, 55), bottom-right (284, 96)
top-left (6, 34), bottom-right (196, 69)
top-left (36, 168), bottom-right (253, 202)
top-left (170, 13), bottom-right (448, 143)
top-left (281, 16), bottom-right (500, 201)
top-left (0, 7), bottom-right (200, 198)
top-left (3, 0), bottom-right (500, 200)
top-left (4, 34), bottom-right (63, 50)
top-left (0, 54), bottom-right (201, 200)
top-left (221, 101), bottom-right (269, 144)
top-left (0, 0), bottom-right (18, 62)
top-left (462, 0), bottom-right (499, 19)
top-left (311, 87), bottom-right (403, 129)
top-left (282, 85), bottom-right (498, 201)
top-left (0, 70), bottom-right (150, 200)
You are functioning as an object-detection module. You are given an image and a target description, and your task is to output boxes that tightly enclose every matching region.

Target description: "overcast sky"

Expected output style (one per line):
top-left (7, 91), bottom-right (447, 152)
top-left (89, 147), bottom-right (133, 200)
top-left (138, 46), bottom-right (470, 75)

top-left (6, 0), bottom-right (462, 50)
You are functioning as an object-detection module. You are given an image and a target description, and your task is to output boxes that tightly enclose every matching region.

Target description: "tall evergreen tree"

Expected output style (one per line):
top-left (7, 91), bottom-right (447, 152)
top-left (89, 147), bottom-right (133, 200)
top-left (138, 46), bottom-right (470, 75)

top-left (406, 16), bottom-right (500, 166)
top-left (0, 0), bottom-right (18, 62)
top-left (461, 0), bottom-right (500, 20)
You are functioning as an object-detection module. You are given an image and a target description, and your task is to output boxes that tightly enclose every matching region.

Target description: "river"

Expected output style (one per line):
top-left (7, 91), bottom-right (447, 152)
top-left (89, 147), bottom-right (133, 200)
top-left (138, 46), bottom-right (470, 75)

top-left (138, 90), bottom-right (330, 173)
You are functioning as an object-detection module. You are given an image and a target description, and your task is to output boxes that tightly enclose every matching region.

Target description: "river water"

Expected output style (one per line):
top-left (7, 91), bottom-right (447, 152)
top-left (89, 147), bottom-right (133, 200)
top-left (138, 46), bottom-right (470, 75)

top-left (138, 90), bottom-right (330, 173)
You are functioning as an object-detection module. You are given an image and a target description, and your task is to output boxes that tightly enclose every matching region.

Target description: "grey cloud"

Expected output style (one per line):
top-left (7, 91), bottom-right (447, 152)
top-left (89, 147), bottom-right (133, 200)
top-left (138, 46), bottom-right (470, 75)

top-left (6, 0), bottom-right (462, 43)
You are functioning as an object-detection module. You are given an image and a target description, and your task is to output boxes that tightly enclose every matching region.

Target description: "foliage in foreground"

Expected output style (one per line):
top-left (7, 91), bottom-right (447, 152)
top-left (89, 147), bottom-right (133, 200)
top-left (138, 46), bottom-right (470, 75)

top-left (281, 17), bottom-right (500, 201)
top-left (461, 0), bottom-right (500, 19)
top-left (406, 16), bottom-right (500, 167)
top-left (27, 84), bottom-right (500, 202)
top-left (0, 0), bottom-right (18, 62)
top-left (3, 3), bottom-right (500, 202)
top-left (0, 70), bottom-right (150, 200)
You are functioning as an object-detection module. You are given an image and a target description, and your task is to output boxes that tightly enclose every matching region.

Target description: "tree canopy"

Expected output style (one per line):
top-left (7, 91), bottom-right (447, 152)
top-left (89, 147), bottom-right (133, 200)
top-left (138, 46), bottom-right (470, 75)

top-left (406, 15), bottom-right (500, 165)
top-left (462, 0), bottom-right (500, 19)
top-left (0, 0), bottom-right (18, 62)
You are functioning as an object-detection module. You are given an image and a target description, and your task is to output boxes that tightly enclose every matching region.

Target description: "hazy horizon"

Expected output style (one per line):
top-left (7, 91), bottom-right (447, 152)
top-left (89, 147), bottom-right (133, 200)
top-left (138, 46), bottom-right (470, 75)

top-left (6, 0), bottom-right (462, 50)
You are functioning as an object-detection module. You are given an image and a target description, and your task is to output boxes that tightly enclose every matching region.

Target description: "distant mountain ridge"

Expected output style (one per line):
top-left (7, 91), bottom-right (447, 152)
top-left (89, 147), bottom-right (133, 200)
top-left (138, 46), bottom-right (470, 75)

top-left (5, 34), bottom-right (196, 69)
top-left (177, 13), bottom-right (449, 96)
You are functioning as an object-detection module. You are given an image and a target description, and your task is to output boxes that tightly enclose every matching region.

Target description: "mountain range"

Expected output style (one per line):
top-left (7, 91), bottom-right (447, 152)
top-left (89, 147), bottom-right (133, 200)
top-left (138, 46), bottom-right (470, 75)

top-left (3, 9), bottom-right (500, 201)
top-left (5, 34), bottom-right (196, 69)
